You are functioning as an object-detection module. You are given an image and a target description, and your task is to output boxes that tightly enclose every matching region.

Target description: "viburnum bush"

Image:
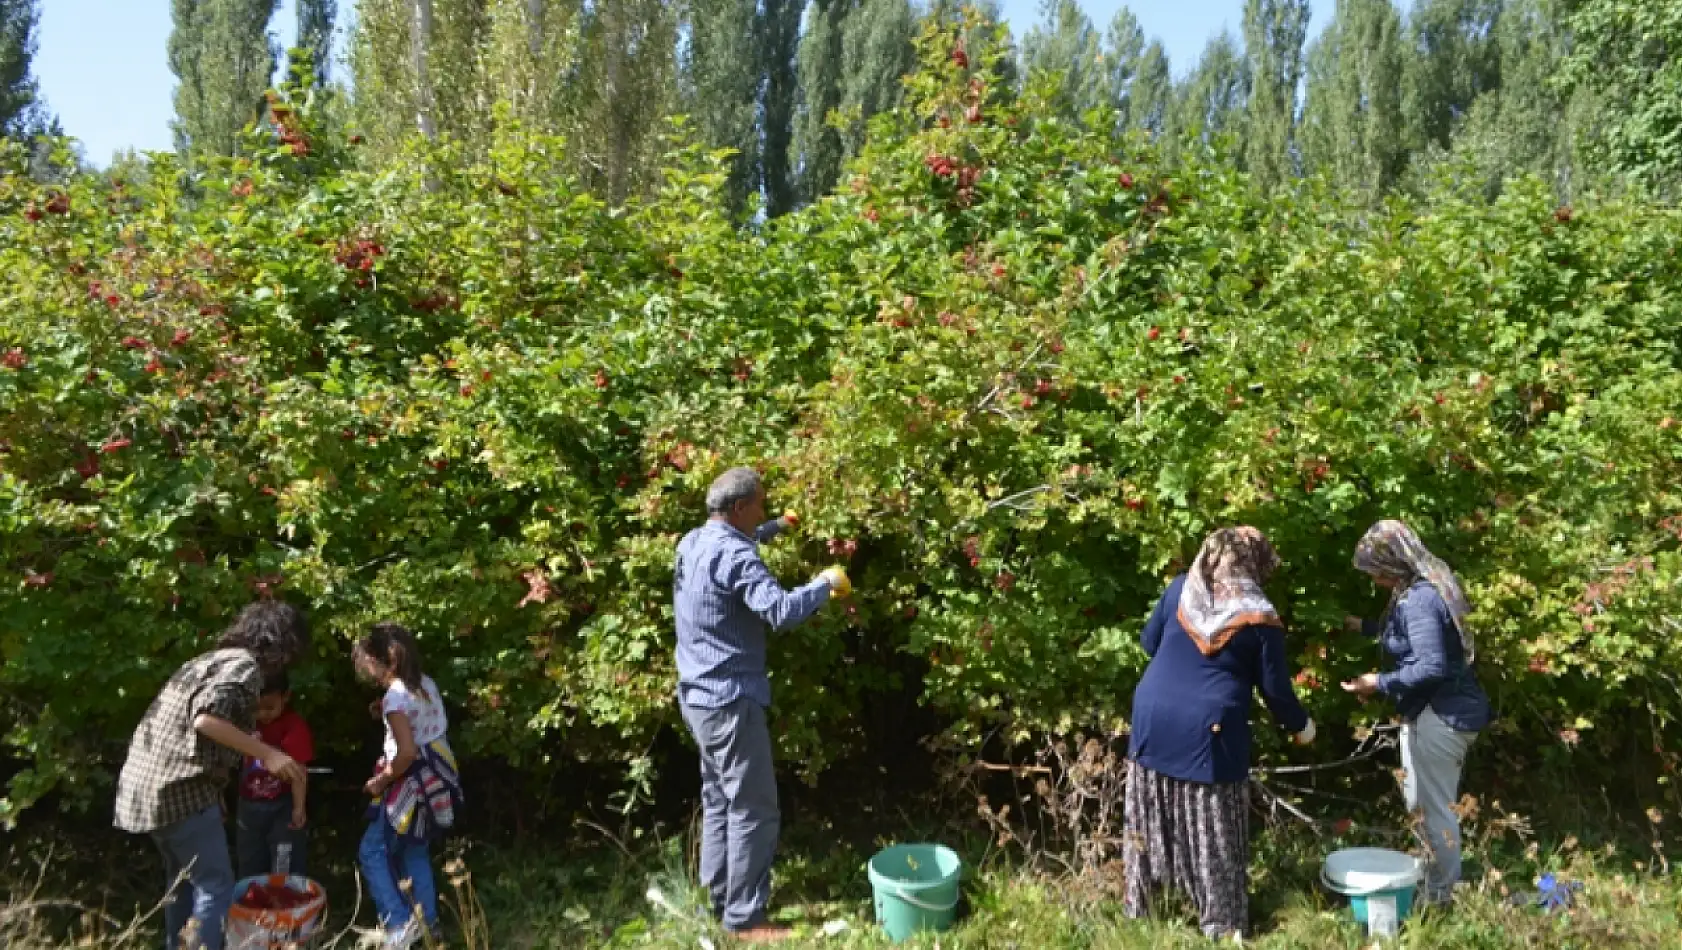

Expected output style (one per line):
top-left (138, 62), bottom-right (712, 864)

top-left (2, 17), bottom-right (1680, 824)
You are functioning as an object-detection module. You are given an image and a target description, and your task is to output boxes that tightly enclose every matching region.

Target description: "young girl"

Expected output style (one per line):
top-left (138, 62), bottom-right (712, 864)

top-left (353, 623), bottom-right (463, 948)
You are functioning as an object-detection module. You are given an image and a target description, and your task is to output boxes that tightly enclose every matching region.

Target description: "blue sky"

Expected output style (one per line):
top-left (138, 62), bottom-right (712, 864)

top-left (39, 0), bottom-right (1329, 166)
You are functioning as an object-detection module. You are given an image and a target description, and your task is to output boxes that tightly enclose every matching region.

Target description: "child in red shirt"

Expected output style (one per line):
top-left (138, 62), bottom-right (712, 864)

top-left (235, 672), bottom-right (315, 878)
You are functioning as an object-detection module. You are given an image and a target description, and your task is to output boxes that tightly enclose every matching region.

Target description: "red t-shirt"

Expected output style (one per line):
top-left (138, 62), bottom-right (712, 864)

top-left (239, 708), bottom-right (315, 801)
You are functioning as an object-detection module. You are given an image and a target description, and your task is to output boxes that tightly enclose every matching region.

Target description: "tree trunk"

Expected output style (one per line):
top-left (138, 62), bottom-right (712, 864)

top-left (527, 0), bottom-right (543, 58)
top-left (412, 0), bottom-right (438, 140)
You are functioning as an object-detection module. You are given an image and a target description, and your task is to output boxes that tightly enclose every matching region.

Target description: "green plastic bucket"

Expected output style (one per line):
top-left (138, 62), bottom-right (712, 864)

top-left (867, 843), bottom-right (962, 943)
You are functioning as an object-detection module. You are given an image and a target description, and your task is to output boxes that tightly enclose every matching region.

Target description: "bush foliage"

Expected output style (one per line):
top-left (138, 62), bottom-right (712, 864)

top-left (3, 20), bottom-right (1680, 823)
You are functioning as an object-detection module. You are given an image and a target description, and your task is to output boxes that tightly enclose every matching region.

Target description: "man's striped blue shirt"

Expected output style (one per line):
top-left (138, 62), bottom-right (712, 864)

top-left (674, 519), bottom-right (830, 709)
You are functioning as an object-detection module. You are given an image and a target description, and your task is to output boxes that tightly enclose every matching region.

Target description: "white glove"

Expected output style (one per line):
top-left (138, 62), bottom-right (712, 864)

top-left (1293, 718), bottom-right (1316, 746)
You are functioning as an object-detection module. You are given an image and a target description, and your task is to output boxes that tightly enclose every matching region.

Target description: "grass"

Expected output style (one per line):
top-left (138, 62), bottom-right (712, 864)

top-left (4, 777), bottom-right (1680, 949)
top-left (450, 810), bottom-right (1682, 950)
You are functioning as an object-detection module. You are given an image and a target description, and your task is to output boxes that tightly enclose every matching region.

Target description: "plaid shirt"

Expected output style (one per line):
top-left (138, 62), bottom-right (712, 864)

top-left (674, 519), bottom-right (830, 709)
top-left (114, 648), bottom-right (262, 833)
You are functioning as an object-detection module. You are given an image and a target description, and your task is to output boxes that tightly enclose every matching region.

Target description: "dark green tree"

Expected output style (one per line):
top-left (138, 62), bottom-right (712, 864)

top-left (1560, 0), bottom-right (1682, 192)
top-left (1400, 0), bottom-right (1503, 154)
top-left (794, 0), bottom-right (915, 203)
top-left (0, 0), bottom-right (44, 138)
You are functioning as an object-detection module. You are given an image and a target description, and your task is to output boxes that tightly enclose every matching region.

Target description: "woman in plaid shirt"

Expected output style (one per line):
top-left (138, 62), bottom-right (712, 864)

top-left (114, 601), bottom-right (312, 950)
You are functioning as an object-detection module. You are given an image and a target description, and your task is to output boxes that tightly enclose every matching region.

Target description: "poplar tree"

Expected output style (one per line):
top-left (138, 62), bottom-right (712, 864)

top-left (1019, 0), bottom-right (1106, 123)
top-left (1173, 31), bottom-right (1250, 155)
top-left (1241, 0), bottom-right (1310, 188)
top-left (794, 0), bottom-right (914, 203)
top-left (170, 0), bottom-right (282, 157)
top-left (760, 0), bottom-right (804, 216)
top-left (1300, 0), bottom-right (1407, 200)
top-left (687, 0), bottom-right (761, 212)
top-left (298, 0), bottom-right (336, 83)
top-left (794, 0), bottom-right (849, 202)
top-left (1103, 7), bottom-right (1145, 130)
top-left (1128, 40), bottom-right (1172, 140)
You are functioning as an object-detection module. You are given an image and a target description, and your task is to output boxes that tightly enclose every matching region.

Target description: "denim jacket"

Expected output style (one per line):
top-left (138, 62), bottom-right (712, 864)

top-left (1368, 580), bottom-right (1492, 732)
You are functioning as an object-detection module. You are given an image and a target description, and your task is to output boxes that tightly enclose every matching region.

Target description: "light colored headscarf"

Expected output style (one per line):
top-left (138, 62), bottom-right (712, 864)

top-left (1353, 519), bottom-right (1475, 661)
top-left (1176, 526), bottom-right (1283, 656)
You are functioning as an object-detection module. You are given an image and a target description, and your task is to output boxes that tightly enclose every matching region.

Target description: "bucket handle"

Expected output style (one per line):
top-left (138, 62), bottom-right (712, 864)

top-left (891, 886), bottom-right (959, 913)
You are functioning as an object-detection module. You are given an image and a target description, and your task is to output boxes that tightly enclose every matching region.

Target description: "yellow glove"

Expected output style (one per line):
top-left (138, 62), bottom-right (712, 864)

top-left (820, 567), bottom-right (852, 597)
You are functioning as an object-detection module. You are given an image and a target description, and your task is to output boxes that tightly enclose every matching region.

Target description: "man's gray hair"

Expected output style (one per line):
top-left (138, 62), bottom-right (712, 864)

top-left (706, 466), bottom-right (762, 515)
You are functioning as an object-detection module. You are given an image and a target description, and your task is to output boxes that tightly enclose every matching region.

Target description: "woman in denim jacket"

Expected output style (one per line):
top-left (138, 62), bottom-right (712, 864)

top-left (1342, 520), bottom-right (1492, 906)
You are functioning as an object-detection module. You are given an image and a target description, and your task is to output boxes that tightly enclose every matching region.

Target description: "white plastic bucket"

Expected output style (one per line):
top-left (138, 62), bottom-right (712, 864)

top-left (1321, 848), bottom-right (1422, 937)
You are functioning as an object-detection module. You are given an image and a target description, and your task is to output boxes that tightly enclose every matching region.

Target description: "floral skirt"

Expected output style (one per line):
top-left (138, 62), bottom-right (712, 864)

top-left (1122, 760), bottom-right (1250, 939)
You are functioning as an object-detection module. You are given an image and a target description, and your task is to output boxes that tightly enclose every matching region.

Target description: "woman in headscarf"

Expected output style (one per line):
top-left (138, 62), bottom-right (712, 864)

top-left (1342, 519), bottom-right (1492, 907)
top-left (1124, 527), bottom-right (1316, 942)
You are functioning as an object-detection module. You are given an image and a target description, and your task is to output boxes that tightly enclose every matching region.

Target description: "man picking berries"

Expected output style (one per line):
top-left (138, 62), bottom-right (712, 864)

top-left (672, 467), bottom-right (849, 943)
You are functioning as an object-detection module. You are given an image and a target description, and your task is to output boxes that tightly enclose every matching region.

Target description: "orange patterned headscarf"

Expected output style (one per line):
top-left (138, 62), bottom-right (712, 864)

top-left (1176, 527), bottom-right (1283, 656)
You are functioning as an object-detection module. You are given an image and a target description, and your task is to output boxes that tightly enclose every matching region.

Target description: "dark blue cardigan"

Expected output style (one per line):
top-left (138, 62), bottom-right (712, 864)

top-left (1127, 575), bottom-right (1311, 785)
top-left (1371, 580), bottom-right (1492, 732)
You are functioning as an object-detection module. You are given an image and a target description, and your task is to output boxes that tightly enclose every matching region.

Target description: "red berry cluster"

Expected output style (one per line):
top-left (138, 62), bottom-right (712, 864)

top-left (410, 290), bottom-right (458, 313)
top-left (335, 238), bottom-right (385, 273)
top-left (267, 96), bottom-right (311, 158)
top-left (924, 153), bottom-right (960, 178)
